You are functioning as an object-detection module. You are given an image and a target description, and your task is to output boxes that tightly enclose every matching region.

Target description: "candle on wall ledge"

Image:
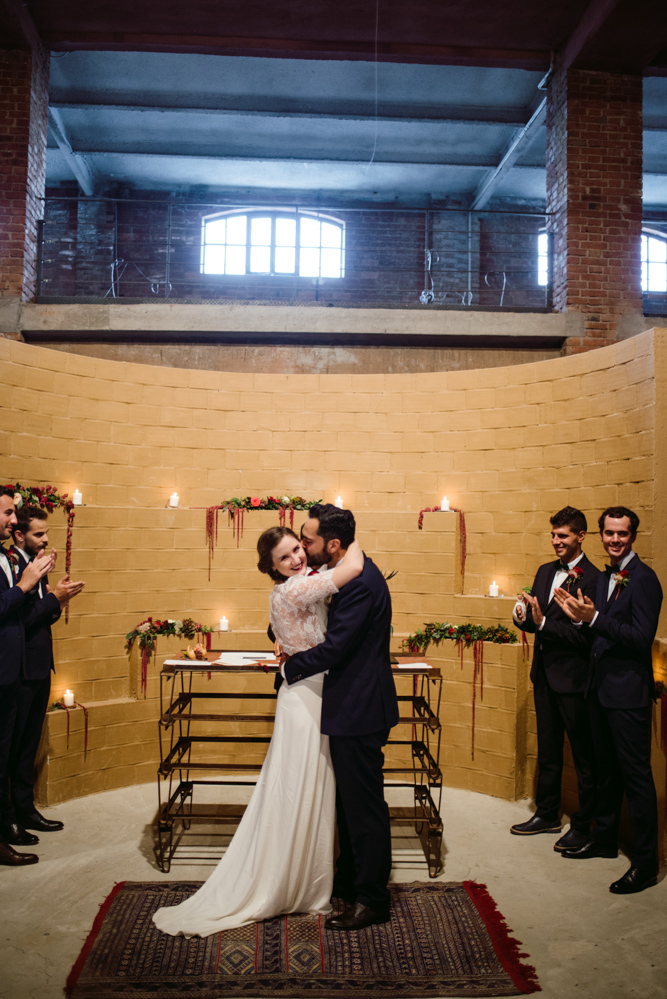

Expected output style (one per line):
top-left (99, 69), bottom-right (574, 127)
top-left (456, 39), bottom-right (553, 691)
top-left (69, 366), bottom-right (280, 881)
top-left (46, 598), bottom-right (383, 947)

top-left (440, 496), bottom-right (450, 511)
top-left (334, 496), bottom-right (343, 508)
top-left (488, 581), bottom-right (499, 597)
top-left (219, 616), bottom-right (229, 632)
top-left (169, 492), bottom-right (180, 508)
top-left (72, 490), bottom-right (83, 506)
top-left (64, 689), bottom-right (74, 707)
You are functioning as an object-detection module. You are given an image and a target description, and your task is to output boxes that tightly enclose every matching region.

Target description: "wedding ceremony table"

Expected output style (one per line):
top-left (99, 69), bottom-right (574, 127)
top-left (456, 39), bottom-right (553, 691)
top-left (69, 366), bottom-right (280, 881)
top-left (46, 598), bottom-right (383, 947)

top-left (155, 652), bottom-right (443, 875)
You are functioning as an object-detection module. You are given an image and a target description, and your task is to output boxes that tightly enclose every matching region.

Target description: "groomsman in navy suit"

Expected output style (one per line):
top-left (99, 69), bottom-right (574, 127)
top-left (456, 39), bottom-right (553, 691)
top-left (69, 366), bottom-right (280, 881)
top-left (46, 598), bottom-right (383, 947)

top-left (511, 507), bottom-right (600, 851)
top-left (555, 506), bottom-right (662, 894)
top-left (0, 489), bottom-right (54, 866)
top-left (9, 505), bottom-right (84, 837)
top-left (284, 504), bottom-right (399, 931)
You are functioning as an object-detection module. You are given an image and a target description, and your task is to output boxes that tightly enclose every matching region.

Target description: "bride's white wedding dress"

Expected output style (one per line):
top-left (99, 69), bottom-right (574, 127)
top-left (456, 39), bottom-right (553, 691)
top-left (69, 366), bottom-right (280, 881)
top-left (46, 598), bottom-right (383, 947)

top-left (152, 570), bottom-right (339, 937)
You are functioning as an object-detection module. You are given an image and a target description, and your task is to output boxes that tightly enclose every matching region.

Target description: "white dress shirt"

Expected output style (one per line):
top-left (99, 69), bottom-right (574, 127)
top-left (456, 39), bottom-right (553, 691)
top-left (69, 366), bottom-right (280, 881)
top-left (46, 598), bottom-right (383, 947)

top-left (0, 547), bottom-right (14, 587)
top-left (590, 549), bottom-right (636, 625)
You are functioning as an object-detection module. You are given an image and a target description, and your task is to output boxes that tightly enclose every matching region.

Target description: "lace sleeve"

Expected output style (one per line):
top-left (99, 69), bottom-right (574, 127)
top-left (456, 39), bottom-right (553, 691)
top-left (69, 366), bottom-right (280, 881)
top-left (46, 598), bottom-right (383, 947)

top-left (281, 572), bottom-right (339, 610)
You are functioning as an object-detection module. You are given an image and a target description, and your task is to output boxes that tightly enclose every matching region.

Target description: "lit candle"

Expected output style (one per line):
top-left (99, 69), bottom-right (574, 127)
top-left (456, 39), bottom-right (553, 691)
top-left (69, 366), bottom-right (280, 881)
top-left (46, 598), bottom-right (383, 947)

top-left (335, 496), bottom-right (343, 508)
top-left (169, 492), bottom-right (179, 508)
top-left (440, 496), bottom-right (450, 511)
top-left (72, 490), bottom-right (82, 506)
top-left (219, 616), bottom-right (229, 632)
top-left (489, 581), bottom-right (499, 597)
top-left (64, 689), bottom-right (74, 707)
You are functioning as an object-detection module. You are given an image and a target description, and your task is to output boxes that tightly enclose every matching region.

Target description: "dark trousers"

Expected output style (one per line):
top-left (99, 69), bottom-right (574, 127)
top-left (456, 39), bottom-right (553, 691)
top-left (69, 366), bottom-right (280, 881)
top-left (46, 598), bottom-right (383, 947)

top-left (588, 693), bottom-right (658, 867)
top-left (329, 729), bottom-right (391, 908)
top-left (10, 675), bottom-right (51, 818)
top-left (0, 679), bottom-right (20, 836)
top-left (533, 667), bottom-right (597, 831)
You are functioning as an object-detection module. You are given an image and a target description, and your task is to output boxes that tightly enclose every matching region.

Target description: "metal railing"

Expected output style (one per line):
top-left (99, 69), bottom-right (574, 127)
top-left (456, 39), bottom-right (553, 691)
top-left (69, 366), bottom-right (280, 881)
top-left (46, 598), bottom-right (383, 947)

top-left (38, 197), bottom-right (553, 310)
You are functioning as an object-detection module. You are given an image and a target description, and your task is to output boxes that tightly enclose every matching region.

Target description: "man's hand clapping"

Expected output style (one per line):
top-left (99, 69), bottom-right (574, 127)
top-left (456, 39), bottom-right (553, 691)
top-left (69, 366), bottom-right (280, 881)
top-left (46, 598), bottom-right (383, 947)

top-left (553, 586), bottom-right (596, 623)
top-left (17, 549), bottom-right (56, 594)
top-left (51, 575), bottom-right (85, 607)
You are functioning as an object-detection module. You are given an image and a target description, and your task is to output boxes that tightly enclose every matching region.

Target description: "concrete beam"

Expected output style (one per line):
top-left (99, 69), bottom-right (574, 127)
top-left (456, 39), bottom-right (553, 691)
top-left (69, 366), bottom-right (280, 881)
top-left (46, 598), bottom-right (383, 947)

top-left (470, 98), bottom-right (546, 210)
top-left (47, 108), bottom-right (96, 196)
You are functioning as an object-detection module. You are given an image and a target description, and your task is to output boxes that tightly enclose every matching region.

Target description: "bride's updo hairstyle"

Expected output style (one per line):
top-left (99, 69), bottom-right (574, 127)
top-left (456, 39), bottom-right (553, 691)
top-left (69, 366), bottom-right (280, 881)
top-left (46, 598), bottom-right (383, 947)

top-left (257, 526), bottom-right (300, 582)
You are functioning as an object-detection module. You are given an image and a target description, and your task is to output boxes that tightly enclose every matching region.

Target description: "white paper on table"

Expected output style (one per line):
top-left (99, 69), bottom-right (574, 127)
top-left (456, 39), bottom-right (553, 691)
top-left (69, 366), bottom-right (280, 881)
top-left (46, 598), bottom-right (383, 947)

top-left (211, 652), bottom-right (277, 666)
top-left (397, 661), bottom-right (432, 669)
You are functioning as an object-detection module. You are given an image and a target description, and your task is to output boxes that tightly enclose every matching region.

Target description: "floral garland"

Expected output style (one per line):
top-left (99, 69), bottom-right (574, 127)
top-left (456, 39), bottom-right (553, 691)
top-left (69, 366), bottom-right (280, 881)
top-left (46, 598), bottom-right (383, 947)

top-left (199, 496), bottom-right (322, 579)
top-left (402, 621), bottom-right (517, 760)
top-left (3, 482), bottom-right (76, 621)
top-left (418, 506), bottom-right (467, 588)
top-left (51, 698), bottom-right (89, 756)
top-left (125, 617), bottom-right (215, 696)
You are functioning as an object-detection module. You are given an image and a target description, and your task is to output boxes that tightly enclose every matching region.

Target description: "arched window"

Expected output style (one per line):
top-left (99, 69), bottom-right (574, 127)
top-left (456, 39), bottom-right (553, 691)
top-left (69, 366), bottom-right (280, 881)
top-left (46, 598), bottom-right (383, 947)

top-left (642, 230), bottom-right (667, 293)
top-left (201, 210), bottom-right (345, 279)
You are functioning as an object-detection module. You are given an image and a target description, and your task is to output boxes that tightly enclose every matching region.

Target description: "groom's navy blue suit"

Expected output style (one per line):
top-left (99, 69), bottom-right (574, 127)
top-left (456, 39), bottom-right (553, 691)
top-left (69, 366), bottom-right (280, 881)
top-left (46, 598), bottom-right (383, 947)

top-left (284, 554), bottom-right (399, 907)
top-left (586, 553), bottom-right (662, 867)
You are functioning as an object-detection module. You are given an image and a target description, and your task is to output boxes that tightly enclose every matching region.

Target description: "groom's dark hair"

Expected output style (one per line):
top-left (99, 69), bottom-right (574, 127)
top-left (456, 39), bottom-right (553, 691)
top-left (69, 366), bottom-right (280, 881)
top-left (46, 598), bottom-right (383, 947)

top-left (550, 506), bottom-right (587, 534)
top-left (598, 506), bottom-right (639, 536)
top-left (309, 504), bottom-right (356, 549)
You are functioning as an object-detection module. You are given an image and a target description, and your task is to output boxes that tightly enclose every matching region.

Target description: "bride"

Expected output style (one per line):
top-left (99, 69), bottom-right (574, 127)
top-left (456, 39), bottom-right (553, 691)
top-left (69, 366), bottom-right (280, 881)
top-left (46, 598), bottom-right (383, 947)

top-left (152, 525), bottom-right (364, 937)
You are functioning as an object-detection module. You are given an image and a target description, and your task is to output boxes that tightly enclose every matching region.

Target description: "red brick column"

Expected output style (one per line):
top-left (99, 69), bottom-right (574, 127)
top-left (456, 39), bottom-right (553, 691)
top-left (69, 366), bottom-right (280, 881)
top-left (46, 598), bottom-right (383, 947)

top-left (0, 46), bottom-right (50, 303)
top-left (546, 68), bottom-right (643, 352)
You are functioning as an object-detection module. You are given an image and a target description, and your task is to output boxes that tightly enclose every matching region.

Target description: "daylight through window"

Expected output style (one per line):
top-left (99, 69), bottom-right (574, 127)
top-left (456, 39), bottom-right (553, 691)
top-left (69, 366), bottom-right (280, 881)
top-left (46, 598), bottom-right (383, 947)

top-left (201, 211), bottom-right (345, 278)
top-left (641, 232), bottom-right (667, 293)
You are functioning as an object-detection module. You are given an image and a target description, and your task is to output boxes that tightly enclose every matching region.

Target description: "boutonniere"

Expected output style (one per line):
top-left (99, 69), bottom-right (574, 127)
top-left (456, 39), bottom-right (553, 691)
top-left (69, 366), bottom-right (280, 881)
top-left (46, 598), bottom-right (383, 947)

top-left (565, 566), bottom-right (584, 589)
top-left (612, 568), bottom-right (630, 598)
top-left (1, 547), bottom-right (19, 572)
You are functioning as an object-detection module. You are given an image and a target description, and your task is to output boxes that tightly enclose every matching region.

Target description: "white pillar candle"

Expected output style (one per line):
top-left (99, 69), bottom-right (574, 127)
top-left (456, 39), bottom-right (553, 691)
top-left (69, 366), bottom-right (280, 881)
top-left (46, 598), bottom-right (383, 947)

top-left (334, 496), bottom-right (343, 508)
top-left (64, 689), bottom-right (74, 707)
top-left (72, 490), bottom-right (82, 506)
top-left (219, 616), bottom-right (229, 632)
top-left (169, 492), bottom-right (180, 508)
top-left (488, 581), bottom-right (499, 597)
top-left (440, 496), bottom-right (450, 511)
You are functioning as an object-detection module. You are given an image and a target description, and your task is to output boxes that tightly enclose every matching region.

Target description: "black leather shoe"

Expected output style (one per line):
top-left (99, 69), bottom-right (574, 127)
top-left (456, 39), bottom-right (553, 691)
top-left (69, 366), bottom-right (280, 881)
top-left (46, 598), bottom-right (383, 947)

top-left (562, 838), bottom-right (618, 859)
top-left (1, 823), bottom-right (39, 846)
top-left (0, 842), bottom-right (38, 866)
top-left (554, 828), bottom-right (590, 852)
top-left (510, 815), bottom-right (561, 835)
top-left (325, 902), bottom-right (391, 931)
top-left (17, 811), bottom-right (64, 832)
top-left (609, 865), bottom-right (658, 894)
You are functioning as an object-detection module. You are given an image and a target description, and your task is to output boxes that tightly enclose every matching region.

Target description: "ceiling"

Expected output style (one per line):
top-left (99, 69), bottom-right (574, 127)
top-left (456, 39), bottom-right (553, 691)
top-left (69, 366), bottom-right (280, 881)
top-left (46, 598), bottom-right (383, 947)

top-left (4, 0), bottom-right (667, 207)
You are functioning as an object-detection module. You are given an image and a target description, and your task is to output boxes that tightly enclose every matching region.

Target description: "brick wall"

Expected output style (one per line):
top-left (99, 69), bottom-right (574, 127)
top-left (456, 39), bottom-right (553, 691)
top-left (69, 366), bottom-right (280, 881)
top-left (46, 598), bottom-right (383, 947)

top-left (1, 330), bottom-right (665, 812)
top-left (547, 68), bottom-right (644, 350)
top-left (0, 47), bottom-right (49, 301)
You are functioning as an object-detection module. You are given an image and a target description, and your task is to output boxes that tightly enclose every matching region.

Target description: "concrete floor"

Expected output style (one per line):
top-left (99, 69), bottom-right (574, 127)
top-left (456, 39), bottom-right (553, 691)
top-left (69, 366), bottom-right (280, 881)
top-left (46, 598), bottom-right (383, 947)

top-left (0, 781), bottom-right (665, 999)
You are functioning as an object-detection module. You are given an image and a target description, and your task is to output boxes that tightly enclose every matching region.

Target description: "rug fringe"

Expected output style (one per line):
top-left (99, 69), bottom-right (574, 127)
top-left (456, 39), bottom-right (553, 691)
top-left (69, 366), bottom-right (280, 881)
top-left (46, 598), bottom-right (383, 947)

top-left (463, 880), bottom-right (541, 994)
top-left (64, 881), bottom-right (126, 997)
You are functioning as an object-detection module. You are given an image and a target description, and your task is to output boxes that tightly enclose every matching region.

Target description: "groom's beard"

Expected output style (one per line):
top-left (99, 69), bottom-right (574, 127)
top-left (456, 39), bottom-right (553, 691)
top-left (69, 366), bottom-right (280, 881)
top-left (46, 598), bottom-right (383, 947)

top-left (306, 548), bottom-right (331, 568)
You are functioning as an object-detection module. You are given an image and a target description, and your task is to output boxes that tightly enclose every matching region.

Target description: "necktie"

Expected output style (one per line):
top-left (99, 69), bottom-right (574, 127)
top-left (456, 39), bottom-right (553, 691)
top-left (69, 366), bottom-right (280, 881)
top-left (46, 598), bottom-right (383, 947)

top-left (307, 569), bottom-right (319, 576)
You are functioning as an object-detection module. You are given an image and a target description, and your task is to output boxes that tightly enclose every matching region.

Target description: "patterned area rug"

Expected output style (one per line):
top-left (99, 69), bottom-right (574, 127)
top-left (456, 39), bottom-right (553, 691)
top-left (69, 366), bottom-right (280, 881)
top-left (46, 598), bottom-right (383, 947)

top-left (66, 881), bottom-right (540, 998)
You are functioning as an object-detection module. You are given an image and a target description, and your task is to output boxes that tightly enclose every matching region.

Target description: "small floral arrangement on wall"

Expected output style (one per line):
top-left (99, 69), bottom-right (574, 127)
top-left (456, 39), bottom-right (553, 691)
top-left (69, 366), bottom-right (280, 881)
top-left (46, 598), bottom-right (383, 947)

top-left (125, 617), bottom-right (216, 696)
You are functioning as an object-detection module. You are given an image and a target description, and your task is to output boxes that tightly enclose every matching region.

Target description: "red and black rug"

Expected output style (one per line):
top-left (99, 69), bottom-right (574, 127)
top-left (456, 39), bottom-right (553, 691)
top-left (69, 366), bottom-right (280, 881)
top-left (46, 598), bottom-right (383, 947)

top-left (66, 881), bottom-right (540, 997)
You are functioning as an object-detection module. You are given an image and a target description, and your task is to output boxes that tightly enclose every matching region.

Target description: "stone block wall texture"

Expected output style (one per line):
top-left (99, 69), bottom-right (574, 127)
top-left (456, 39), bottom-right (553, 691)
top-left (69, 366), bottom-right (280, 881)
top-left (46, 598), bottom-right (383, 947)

top-left (2, 330), bottom-right (666, 832)
top-left (0, 47), bottom-right (49, 301)
top-left (547, 68), bottom-right (644, 350)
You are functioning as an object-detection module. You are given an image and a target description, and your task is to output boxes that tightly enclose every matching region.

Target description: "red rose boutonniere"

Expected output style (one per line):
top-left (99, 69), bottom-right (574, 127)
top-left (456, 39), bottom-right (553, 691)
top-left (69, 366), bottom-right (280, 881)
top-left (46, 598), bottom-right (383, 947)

top-left (565, 566), bottom-right (584, 590)
top-left (1, 547), bottom-right (19, 573)
top-left (612, 568), bottom-right (630, 599)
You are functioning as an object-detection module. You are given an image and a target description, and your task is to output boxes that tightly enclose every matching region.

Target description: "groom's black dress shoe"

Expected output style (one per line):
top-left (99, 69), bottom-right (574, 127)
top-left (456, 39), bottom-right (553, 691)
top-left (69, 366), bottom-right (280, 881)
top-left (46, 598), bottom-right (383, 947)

top-left (561, 838), bottom-right (618, 859)
top-left (325, 902), bottom-right (390, 931)
top-left (553, 828), bottom-right (590, 852)
top-left (17, 811), bottom-right (64, 832)
top-left (0, 842), bottom-right (38, 866)
top-left (1, 822), bottom-right (39, 846)
top-left (609, 865), bottom-right (658, 895)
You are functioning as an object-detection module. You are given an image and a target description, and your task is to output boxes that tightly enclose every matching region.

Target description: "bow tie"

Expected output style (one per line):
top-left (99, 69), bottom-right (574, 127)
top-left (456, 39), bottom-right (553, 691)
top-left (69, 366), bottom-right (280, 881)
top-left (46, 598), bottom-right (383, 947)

top-left (307, 568), bottom-right (319, 576)
top-left (605, 564), bottom-right (619, 574)
top-left (555, 561), bottom-right (570, 571)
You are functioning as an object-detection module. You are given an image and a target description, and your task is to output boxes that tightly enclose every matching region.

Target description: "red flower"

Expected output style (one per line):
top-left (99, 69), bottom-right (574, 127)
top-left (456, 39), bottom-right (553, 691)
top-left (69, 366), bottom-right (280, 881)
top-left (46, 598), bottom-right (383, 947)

top-left (250, 496), bottom-right (261, 507)
top-left (448, 627), bottom-right (455, 635)
top-left (571, 566), bottom-right (584, 577)
top-left (618, 569), bottom-right (629, 578)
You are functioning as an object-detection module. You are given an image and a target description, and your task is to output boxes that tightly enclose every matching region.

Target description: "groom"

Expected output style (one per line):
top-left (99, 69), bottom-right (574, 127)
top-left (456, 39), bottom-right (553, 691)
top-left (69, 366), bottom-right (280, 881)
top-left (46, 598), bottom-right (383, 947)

top-left (283, 504), bottom-right (399, 930)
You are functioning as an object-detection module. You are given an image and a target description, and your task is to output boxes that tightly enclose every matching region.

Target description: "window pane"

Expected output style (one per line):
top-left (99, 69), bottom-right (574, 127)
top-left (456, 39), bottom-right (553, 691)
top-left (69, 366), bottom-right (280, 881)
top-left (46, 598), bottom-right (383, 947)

top-left (225, 244), bottom-right (246, 275)
top-left (648, 261), bottom-right (667, 292)
top-left (274, 246), bottom-right (295, 273)
top-left (321, 222), bottom-right (342, 248)
top-left (320, 248), bottom-right (341, 278)
top-left (203, 245), bottom-right (226, 274)
top-left (642, 259), bottom-right (648, 292)
top-left (275, 217), bottom-right (296, 246)
top-left (648, 236), bottom-right (667, 262)
top-left (251, 216), bottom-right (272, 245)
top-left (300, 246), bottom-right (320, 277)
top-left (300, 218), bottom-right (321, 248)
top-left (227, 215), bottom-right (247, 244)
top-left (205, 219), bottom-right (227, 244)
top-left (250, 246), bottom-right (271, 272)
